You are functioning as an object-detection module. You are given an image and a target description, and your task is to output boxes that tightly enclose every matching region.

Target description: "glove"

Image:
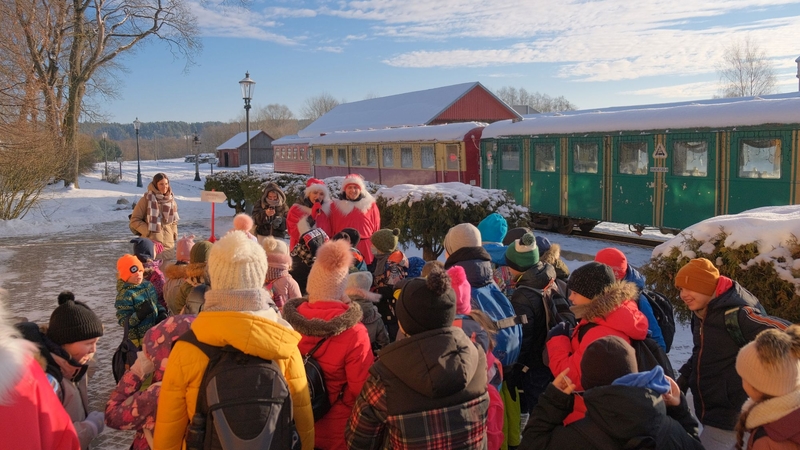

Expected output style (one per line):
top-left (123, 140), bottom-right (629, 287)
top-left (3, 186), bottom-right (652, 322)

top-left (130, 351), bottom-right (155, 379)
top-left (156, 311), bottom-right (168, 324)
top-left (272, 216), bottom-right (284, 228)
top-left (311, 201), bottom-right (322, 217)
top-left (677, 374), bottom-right (689, 394)
top-left (135, 301), bottom-right (155, 321)
top-left (547, 322), bottom-right (572, 341)
top-left (84, 411), bottom-right (105, 436)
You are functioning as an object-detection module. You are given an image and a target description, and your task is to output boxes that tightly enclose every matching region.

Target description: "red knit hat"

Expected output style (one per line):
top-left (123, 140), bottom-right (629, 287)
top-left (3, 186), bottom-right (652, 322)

top-left (595, 248), bottom-right (628, 281)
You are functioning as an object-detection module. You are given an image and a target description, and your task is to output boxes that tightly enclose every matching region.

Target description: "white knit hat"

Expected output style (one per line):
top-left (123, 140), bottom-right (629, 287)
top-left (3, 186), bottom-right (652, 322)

top-left (208, 230), bottom-right (268, 291)
top-left (444, 223), bottom-right (482, 255)
top-left (342, 173), bottom-right (366, 192)
top-left (736, 336), bottom-right (800, 397)
top-left (306, 240), bottom-right (353, 303)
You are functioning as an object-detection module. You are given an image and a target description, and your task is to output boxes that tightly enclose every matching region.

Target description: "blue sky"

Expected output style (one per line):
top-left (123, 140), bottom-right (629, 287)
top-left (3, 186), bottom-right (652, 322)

top-left (104, 0), bottom-right (800, 124)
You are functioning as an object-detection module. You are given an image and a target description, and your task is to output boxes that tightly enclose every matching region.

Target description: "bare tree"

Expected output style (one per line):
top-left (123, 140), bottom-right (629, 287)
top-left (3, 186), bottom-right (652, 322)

top-left (494, 86), bottom-right (577, 112)
top-left (253, 103), bottom-right (299, 138)
top-left (717, 36), bottom-right (777, 98)
top-left (301, 92), bottom-right (341, 121)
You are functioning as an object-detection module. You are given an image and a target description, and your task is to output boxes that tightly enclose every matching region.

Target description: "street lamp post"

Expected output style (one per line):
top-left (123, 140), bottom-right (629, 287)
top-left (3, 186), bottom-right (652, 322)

top-left (193, 134), bottom-right (201, 182)
top-left (239, 72), bottom-right (256, 175)
top-left (796, 56), bottom-right (800, 91)
top-left (101, 132), bottom-right (108, 180)
top-left (133, 118), bottom-right (142, 187)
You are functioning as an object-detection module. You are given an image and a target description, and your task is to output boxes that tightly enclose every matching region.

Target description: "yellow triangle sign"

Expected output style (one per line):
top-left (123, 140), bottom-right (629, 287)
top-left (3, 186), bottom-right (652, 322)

top-left (653, 143), bottom-right (667, 159)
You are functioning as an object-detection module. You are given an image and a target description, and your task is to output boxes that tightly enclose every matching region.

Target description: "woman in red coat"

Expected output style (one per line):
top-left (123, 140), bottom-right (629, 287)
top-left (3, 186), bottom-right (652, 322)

top-left (282, 240), bottom-right (374, 450)
top-left (286, 178), bottom-right (332, 250)
top-left (329, 174), bottom-right (380, 265)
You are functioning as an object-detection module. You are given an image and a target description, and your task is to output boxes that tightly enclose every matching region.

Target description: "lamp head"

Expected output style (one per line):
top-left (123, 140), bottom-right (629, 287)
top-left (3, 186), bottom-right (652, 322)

top-left (133, 117), bottom-right (141, 131)
top-left (239, 72), bottom-right (256, 100)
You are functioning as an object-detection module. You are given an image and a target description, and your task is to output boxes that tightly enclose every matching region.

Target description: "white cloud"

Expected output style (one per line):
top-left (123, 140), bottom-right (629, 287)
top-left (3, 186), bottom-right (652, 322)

top-left (317, 46), bottom-right (344, 53)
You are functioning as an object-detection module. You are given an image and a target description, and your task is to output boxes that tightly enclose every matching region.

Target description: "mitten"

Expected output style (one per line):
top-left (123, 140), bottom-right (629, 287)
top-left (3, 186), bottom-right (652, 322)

top-left (85, 411), bottom-right (105, 436)
top-left (311, 201), bottom-right (322, 217)
top-left (546, 321), bottom-right (572, 341)
top-left (130, 351), bottom-right (155, 379)
top-left (272, 217), bottom-right (284, 228)
top-left (135, 301), bottom-right (155, 321)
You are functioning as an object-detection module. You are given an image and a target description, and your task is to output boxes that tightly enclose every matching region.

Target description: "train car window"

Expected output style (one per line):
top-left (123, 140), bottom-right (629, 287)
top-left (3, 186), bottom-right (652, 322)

top-left (446, 145), bottom-right (460, 170)
top-left (301, 149), bottom-right (306, 160)
top-left (573, 143), bottom-right (598, 173)
top-left (325, 148), bottom-right (334, 165)
top-left (293, 148), bottom-right (298, 160)
top-left (534, 143), bottom-right (556, 172)
top-left (351, 147), bottom-right (362, 166)
top-left (338, 148), bottom-right (347, 166)
top-left (401, 146), bottom-right (413, 168)
top-left (421, 146), bottom-right (435, 169)
top-left (315, 149), bottom-right (322, 164)
top-left (282, 148), bottom-right (287, 159)
top-left (500, 144), bottom-right (520, 170)
top-left (738, 139), bottom-right (780, 179)
top-left (366, 147), bottom-right (378, 167)
top-left (672, 141), bottom-right (707, 176)
top-left (383, 146), bottom-right (394, 167)
top-left (618, 142), bottom-right (648, 175)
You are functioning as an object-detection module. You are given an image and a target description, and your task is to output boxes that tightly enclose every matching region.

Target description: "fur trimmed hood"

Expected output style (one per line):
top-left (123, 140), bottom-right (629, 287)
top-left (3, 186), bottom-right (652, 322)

top-left (163, 261), bottom-right (206, 281)
top-left (282, 298), bottom-right (363, 338)
top-left (540, 242), bottom-right (562, 265)
top-left (333, 191), bottom-right (375, 216)
top-left (571, 281), bottom-right (639, 322)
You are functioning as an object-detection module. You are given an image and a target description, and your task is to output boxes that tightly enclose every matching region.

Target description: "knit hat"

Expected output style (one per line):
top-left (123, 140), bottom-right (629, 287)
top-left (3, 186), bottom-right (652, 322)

top-left (117, 254), bottom-right (144, 282)
top-left (342, 173), bottom-right (366, 192)
top-left (130, 237), bottom-right (155, 263)
top-left (477, 213), bottom-right (508, 244)
top-left (190, 240), bottom-right (214, 264)
top-left (207, 230), bottom-right (268, 291)
top-left (396, 268), bottom-right (456, 336)
top-left (505, 232), bottom-right (540, 272)
top-left (305, 178), bottom-right (327, 197)
top-left (581, 336), bottom-right (638, 389)
top-left (232, 213), bottom-right (254, 233)
top-left (176, 234), bottom-right (196, 262)
top-left (567, 262), bottom-right (616, 299)
top-left (372, 228), bottom-right (400, 254)
top-left (444, 223), bottom-right (482, 255)
top-left (535, 235), bottom-right (552, 254)
top-left (345, 271), bottom-right (378, 301)
top-left (503, 227), bottom-right (532, 246)
top-left (595, 248), bottom-right (628, 281)
top-left (292, 228), bottom-right (330, 266)
top-left (262, 236), bottom-right (291, 269)
top-left (447, 265), bottom-right (471, 315)
top-left (736, 330), bottom-right (800, 397)
top-left (674, 258), bottom-right (720, 296)
top-left (306, 240), bottom-right (353, 303)
top-left (47, 292), bottom-right (104, 345)
top-left (333, 228), bottom-right (360, 247)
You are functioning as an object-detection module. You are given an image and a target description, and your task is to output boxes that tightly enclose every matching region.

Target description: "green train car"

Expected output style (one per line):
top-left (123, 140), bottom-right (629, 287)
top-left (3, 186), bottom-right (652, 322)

top-left (480, 94), bottom-right (800, 234)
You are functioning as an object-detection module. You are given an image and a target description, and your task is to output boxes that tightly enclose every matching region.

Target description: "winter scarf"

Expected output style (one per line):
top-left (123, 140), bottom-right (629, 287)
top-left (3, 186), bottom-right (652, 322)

top-left (147, 190), bottom-right (178, 233)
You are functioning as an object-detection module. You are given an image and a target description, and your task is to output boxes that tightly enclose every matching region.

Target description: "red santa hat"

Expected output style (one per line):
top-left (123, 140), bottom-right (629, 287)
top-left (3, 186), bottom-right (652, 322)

top-left (305, 178), bottom-right (328, 198)
top-left (342, 173), bottom-right (366, 192)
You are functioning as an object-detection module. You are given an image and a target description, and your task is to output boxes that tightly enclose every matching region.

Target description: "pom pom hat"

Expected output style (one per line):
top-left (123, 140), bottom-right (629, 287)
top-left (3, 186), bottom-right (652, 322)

top-left (176, 234), bottom-right (196, 262)
top-left (306, 239), bottom-right (353, 303)
top-left (371, 228), bottom-right (400, 254)
top-left (736, 328), bottom-right (800, 397)
top-left (232, 213), bottom-right (255, 232)
top-left (505, 232), bottom-right (540, 272)
top-left (675, 258), bottom-right (719, 296)
top-left (47, 292), bottom-right (104, 345)
top-left (595, 247), bottom-right (628, 281)
top-left (333, 227), bottom-right (361, 247)
top-left (262, 236), bottom-right (291, 270)
top-left (396, 268), bottom-right (456, 336)
top-left (568, 262), bottom-right (616, 300)
top-left (207, 231), bottom-right (268, 291)
top-left (342, 173), bottom-right (366, 192)
top-left (117, 254), bottom-right (144, 282)
top-left (503, 227), bottom-right (532, 246)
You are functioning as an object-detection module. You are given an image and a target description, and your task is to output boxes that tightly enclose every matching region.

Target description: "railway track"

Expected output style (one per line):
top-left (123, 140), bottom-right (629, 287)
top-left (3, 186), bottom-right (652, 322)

top-left (571, 230), bottom-right (668, 248)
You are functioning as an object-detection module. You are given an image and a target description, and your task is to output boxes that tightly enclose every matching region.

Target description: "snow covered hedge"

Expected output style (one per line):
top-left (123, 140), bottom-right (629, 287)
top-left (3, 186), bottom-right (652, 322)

top-left (640, 205), bottom-right (800, 323)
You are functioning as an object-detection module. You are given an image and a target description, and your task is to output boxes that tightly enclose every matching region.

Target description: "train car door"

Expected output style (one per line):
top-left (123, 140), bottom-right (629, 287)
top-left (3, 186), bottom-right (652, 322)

top-left (610, 136), bottom-right (654, 226)
top-left (494, 139), bottom-right (525, 203)
top-left (662, 134), bottom-right (716, 229)
top-left (566, 137), bottom-right (604, 220)
top-left (528, 139), bottom-right (561, 215)
top-left (727, 131), bottom-right (791, 214)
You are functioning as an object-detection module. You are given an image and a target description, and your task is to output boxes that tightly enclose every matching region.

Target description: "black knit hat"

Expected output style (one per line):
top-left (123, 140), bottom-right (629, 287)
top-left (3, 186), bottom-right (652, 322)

top-left (47, 292), bottom-right (104, 345)
top-left (581, 336), bottom-right (638, 389)
top-left (567, 262), bottom-right (616, 299)
top-left (130, 237), bottom-right (155, 263)
top-left (396, 268), bottom-right (456, 336)
top-left (503, 227), bottom-right (532, 246)
top-left (332, 227), bottom-right (360, 247)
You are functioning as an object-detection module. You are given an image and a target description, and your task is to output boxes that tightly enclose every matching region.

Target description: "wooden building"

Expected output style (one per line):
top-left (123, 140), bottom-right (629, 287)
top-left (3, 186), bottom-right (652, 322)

top-left (216, 130), bottom-right (274, 168)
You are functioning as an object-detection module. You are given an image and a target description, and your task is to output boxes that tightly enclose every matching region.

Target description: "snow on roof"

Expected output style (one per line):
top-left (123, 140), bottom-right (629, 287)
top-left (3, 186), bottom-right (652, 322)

top-left (216, 130), bottom-right (268, 150)
top-left (271, 134), bottom-right (309, 145)
top-left (308, 122), bottom-right (486, 146)
top-left (483, 96), bottom-right (800, 139)
top-left (298, 82), bottom-right (482, 138)
top-left (653, 205), bottom-right (800, 292)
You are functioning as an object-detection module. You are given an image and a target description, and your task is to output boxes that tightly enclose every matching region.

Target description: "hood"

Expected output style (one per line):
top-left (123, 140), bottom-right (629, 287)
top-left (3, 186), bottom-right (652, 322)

top-left (0, 305), bottom-right (36, 403)
top-left (163, 261), bottom-right (207, 281)
top-left (540, 242), bottom-right (562, 265)
top-left (191, 310), bottom-right (301, 362)
top-left (444, 246), bottom-right (494, 287)
top-left (583, 385), bottom-right (666, 440)
top-left (282, 298), bottom-right (363, 338)
top-left (624, 265), bottom-right (646, 290)
top-left (711, 277), bottom-right (762, 311)
top-left (379, 327), bottom-right (481, 398)
top-left (354, 299), bottom-right (381, 324)
top-left (517, 262), bottom-right (556, 290)
top-left (143, 315), bottom-right (195, 382)
top-left (260, 182), bottom-right (286, 208)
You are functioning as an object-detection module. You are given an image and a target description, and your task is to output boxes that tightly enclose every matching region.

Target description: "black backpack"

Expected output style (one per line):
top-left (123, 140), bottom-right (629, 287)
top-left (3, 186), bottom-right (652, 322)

top-left (578, 322), bottom-right (675, 378)
top-left (112, 320), bottom-right (139, 383)
top-left (303, 337), bottom-right (332, 422)
top-left (179, 330), bottom-right (301, 450)
top-left (640, 290), bottom-right (676, 353)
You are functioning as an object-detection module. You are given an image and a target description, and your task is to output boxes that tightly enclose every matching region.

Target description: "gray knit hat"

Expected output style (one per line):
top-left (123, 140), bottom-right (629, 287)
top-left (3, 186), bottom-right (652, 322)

top-left (567, 262), bottom-right (616, 299)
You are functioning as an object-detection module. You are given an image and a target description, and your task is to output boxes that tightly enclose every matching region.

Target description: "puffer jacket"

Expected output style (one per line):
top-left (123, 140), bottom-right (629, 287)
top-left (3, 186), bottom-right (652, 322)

top-left (115, 279), bottom-right (164, 344)
top-left (130, 184), bottom-right (178, 250)
top-left (345, 326), bottom-right (489, 450)
top-left (252, 182), bottom-right (288, 238)
top-left (678, 276), bottom-right (791, 430)
top-left (153, 309), bottom-right (314, 450)
top-left (546, 281), bottom-right (648, 424)
top-left (283, 298), bottom-right (373, 450)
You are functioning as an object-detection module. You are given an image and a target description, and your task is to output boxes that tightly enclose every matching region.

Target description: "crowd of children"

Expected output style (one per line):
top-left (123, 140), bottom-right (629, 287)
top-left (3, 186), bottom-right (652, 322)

top-left (1, 176), bottom-right (799, 450)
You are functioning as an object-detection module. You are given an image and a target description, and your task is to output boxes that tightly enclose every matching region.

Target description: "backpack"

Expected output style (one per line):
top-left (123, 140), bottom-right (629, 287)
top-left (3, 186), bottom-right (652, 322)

top-left (112, 320), bottom-right (139, 383)
top-left (723, 303), bottom-right (786, 347)
top-left (181, 284), bottom-right (208, 315)
top-left (640, 290), bottom-right (676, 353)
top-left (472, 283), bottom-right (526, 367)
top-left (515, 285), bottom-right (577, 331)
top-left (578, 322), bottom-right (675, 378)
top-left (179, 330), bottom-right (301, 450)
top-left (303, 337), bottom-right (332, 422)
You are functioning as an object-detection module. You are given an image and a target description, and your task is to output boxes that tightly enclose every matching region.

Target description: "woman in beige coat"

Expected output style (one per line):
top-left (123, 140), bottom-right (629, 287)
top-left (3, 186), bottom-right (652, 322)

top-left (130, 173), bottom-right (179, 250)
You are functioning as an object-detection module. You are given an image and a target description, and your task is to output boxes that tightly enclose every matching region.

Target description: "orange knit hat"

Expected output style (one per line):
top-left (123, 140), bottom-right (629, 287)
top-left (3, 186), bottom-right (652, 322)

top-left (117, 254), bottom-right (144, 282)
top-left (675, 258), bottom-right (719, 296)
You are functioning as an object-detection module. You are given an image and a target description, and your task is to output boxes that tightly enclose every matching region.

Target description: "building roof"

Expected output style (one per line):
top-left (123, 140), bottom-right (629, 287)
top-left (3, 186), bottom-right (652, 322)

top-left (310, 122), bottom-right (486, 145)
top-left (271, 134), bottom-right (309, 145)
top-left (297, 82), bottom-right (518, 138)
top-left (216, 130), bottom-right (272, 150)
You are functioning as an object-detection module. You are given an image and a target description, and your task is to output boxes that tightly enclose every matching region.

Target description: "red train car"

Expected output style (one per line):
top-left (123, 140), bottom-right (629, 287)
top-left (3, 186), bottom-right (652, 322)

top-left (272, 135), bottom-right (312, 175)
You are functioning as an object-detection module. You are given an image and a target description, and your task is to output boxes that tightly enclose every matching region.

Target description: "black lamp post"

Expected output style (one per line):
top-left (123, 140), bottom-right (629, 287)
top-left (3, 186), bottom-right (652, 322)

top-left (239, 72), bottom-right (256, 175)
top-left (133, 118), bottom-right (142, 187)
top-left (101, 132), bottom-right (108, 180)
top-left (193, 134), bottom-right (201, 181)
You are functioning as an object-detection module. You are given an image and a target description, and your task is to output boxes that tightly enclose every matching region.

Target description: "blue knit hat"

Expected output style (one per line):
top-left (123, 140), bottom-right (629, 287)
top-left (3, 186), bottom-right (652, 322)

top-left (477, 213), bottom-right (508, 244)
